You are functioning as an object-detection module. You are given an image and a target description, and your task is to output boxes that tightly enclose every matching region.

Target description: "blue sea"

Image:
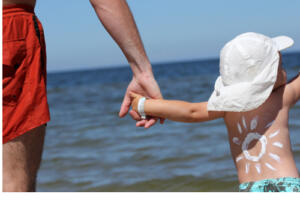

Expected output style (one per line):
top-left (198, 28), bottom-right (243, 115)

top-left (37, 52), bottom-right (300, 192)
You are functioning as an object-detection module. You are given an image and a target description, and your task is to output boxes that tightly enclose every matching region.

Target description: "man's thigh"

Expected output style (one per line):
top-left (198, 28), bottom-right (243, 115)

top-left (2, 124), bottom-right (46, 192)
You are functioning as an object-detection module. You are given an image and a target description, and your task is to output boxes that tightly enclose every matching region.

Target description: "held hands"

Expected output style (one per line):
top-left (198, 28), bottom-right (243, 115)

top-left (130, 92), bottom-right (149, 124)
top-left (119, 72), bottom-right (164, 128)
top-left (130, 92), bottom-right (143, 112)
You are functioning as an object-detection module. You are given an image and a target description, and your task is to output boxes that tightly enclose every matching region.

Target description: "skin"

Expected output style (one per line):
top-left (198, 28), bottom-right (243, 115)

top-left (131, 53), bottom-right (300, 183)
top-left (3, 125), bottom-right (46, 192)
top-left (3, 0), bottom-right (36, 6)
top-left (3, 0), bottom-right (163, 191)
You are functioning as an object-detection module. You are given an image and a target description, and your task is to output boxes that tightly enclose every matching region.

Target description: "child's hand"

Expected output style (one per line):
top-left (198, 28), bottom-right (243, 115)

top-left (130, 92), bottom-right (144, 112)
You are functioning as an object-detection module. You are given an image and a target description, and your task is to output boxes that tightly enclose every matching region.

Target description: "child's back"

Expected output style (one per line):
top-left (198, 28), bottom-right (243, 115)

top-left (225, 84), bottom-right (299, 184)
top-left (207, 33), bottom-right (300, 189)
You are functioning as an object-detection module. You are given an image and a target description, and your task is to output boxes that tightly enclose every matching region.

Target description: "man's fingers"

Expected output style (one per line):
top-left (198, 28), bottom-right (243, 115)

top-left (119, 93), bottom-right (131, 118)
top-left (129, 110), bottom-right (141, 121)
top-left (130, 110), bottom-right (153, 128)
top-left (129, 92), bottom-right (134, 99)
top-left (136, 120), bottom-right (146, 127)
top-left (129, 92), bottom-right (139, 98)
top-left (144, 118), bottom-right (157, 128)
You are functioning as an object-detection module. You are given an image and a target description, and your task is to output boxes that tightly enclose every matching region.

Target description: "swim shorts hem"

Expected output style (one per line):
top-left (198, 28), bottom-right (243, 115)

top-left (3, 118), bottom-right (50, 143)
top-left (239, 177), bottom-right (300, 192)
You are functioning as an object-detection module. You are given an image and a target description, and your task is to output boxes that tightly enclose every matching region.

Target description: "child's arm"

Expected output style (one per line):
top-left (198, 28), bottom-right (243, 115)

top-left (130, 92), bottom-right (225, 123)
top-left (284, 72), bottom-right (300, 107)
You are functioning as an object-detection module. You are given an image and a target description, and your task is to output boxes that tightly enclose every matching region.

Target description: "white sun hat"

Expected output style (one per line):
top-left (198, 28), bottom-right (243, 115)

top-left (207, 32), bottom-right (294, 112)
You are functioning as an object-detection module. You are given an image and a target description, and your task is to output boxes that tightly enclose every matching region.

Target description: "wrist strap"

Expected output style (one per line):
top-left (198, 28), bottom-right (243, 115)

top-left (137, 97), bottom-right (146, 119)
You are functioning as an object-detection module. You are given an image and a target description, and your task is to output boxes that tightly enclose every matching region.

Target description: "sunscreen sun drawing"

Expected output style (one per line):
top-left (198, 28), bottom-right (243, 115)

top-left (232, 116), bottom-right (283, 174)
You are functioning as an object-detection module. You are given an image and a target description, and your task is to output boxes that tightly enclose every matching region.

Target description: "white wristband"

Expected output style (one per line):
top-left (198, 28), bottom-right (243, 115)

top-left (137, 97), bottom-right (146, 119)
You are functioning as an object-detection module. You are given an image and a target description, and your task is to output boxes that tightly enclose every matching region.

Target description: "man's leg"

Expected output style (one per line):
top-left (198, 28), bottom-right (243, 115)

top-left (3, 125), bottom-right (46, 192)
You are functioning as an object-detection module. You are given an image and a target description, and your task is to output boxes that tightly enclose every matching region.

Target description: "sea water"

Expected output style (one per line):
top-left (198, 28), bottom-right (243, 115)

top-left (37, 52), bottom-right (300, 192)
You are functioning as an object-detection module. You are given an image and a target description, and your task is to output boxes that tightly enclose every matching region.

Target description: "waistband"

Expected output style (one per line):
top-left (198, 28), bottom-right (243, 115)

top-left (240, 177), bottom-right (300, 186)
top-left (3, 4), bottom-right (34, 15)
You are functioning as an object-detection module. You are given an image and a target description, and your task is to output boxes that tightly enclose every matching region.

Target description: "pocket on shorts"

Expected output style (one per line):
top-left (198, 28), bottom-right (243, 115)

top-left (3, 16), bottom-right (28, 106)
top-left (3, 40), bottom-right (27, 106)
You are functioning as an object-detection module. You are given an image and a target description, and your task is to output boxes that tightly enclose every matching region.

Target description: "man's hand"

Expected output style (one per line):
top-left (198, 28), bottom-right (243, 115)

top-left (119, 72), bottom-right (164, 128)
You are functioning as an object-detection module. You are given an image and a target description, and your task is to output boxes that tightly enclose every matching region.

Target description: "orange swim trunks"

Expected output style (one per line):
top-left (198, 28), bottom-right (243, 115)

top-left (2, 4), bottom-right (50, 143)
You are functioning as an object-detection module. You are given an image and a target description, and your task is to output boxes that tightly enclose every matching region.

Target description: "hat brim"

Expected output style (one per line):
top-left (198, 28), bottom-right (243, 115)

top-left (272, 36), bottom-right (294, 51)
top-left (207, 54), bottom-right (279, 112)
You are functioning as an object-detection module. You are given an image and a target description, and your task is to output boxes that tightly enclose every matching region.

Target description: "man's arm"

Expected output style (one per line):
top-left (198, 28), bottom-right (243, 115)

top-left (131, 93), bottom-right (225, 123)
top-left (90, 0), bottom-right (163, 128)
top-left (283, 72), bottom-right (300, 107)
top-left (90, 0), bottom-right (150, 75)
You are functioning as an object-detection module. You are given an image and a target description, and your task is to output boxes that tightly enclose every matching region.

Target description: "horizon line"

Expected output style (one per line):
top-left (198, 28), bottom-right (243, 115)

top-left (48, 50), bottom-right (300, 74)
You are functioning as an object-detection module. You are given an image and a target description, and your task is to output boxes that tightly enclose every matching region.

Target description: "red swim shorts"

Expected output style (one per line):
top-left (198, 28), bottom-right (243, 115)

top-left (2, 4), bottom-right (50, 143)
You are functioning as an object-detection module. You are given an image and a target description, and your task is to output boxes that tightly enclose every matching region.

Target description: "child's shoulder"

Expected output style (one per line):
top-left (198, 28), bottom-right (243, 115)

top-left (282, 72), bottom-right (300, 107)
top-left (222, 72), bottom-right (300, 122)
top-left (224, 83), bottom-right (293, 124)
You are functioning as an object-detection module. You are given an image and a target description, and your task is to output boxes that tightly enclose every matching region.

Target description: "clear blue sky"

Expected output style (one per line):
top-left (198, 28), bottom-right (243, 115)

top-left (35, 0), bottom-right (300, 72)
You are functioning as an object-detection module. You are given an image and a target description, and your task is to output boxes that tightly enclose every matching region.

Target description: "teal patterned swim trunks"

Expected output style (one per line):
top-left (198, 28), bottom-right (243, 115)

top-left (239, 177), bottom-right (300, 192)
